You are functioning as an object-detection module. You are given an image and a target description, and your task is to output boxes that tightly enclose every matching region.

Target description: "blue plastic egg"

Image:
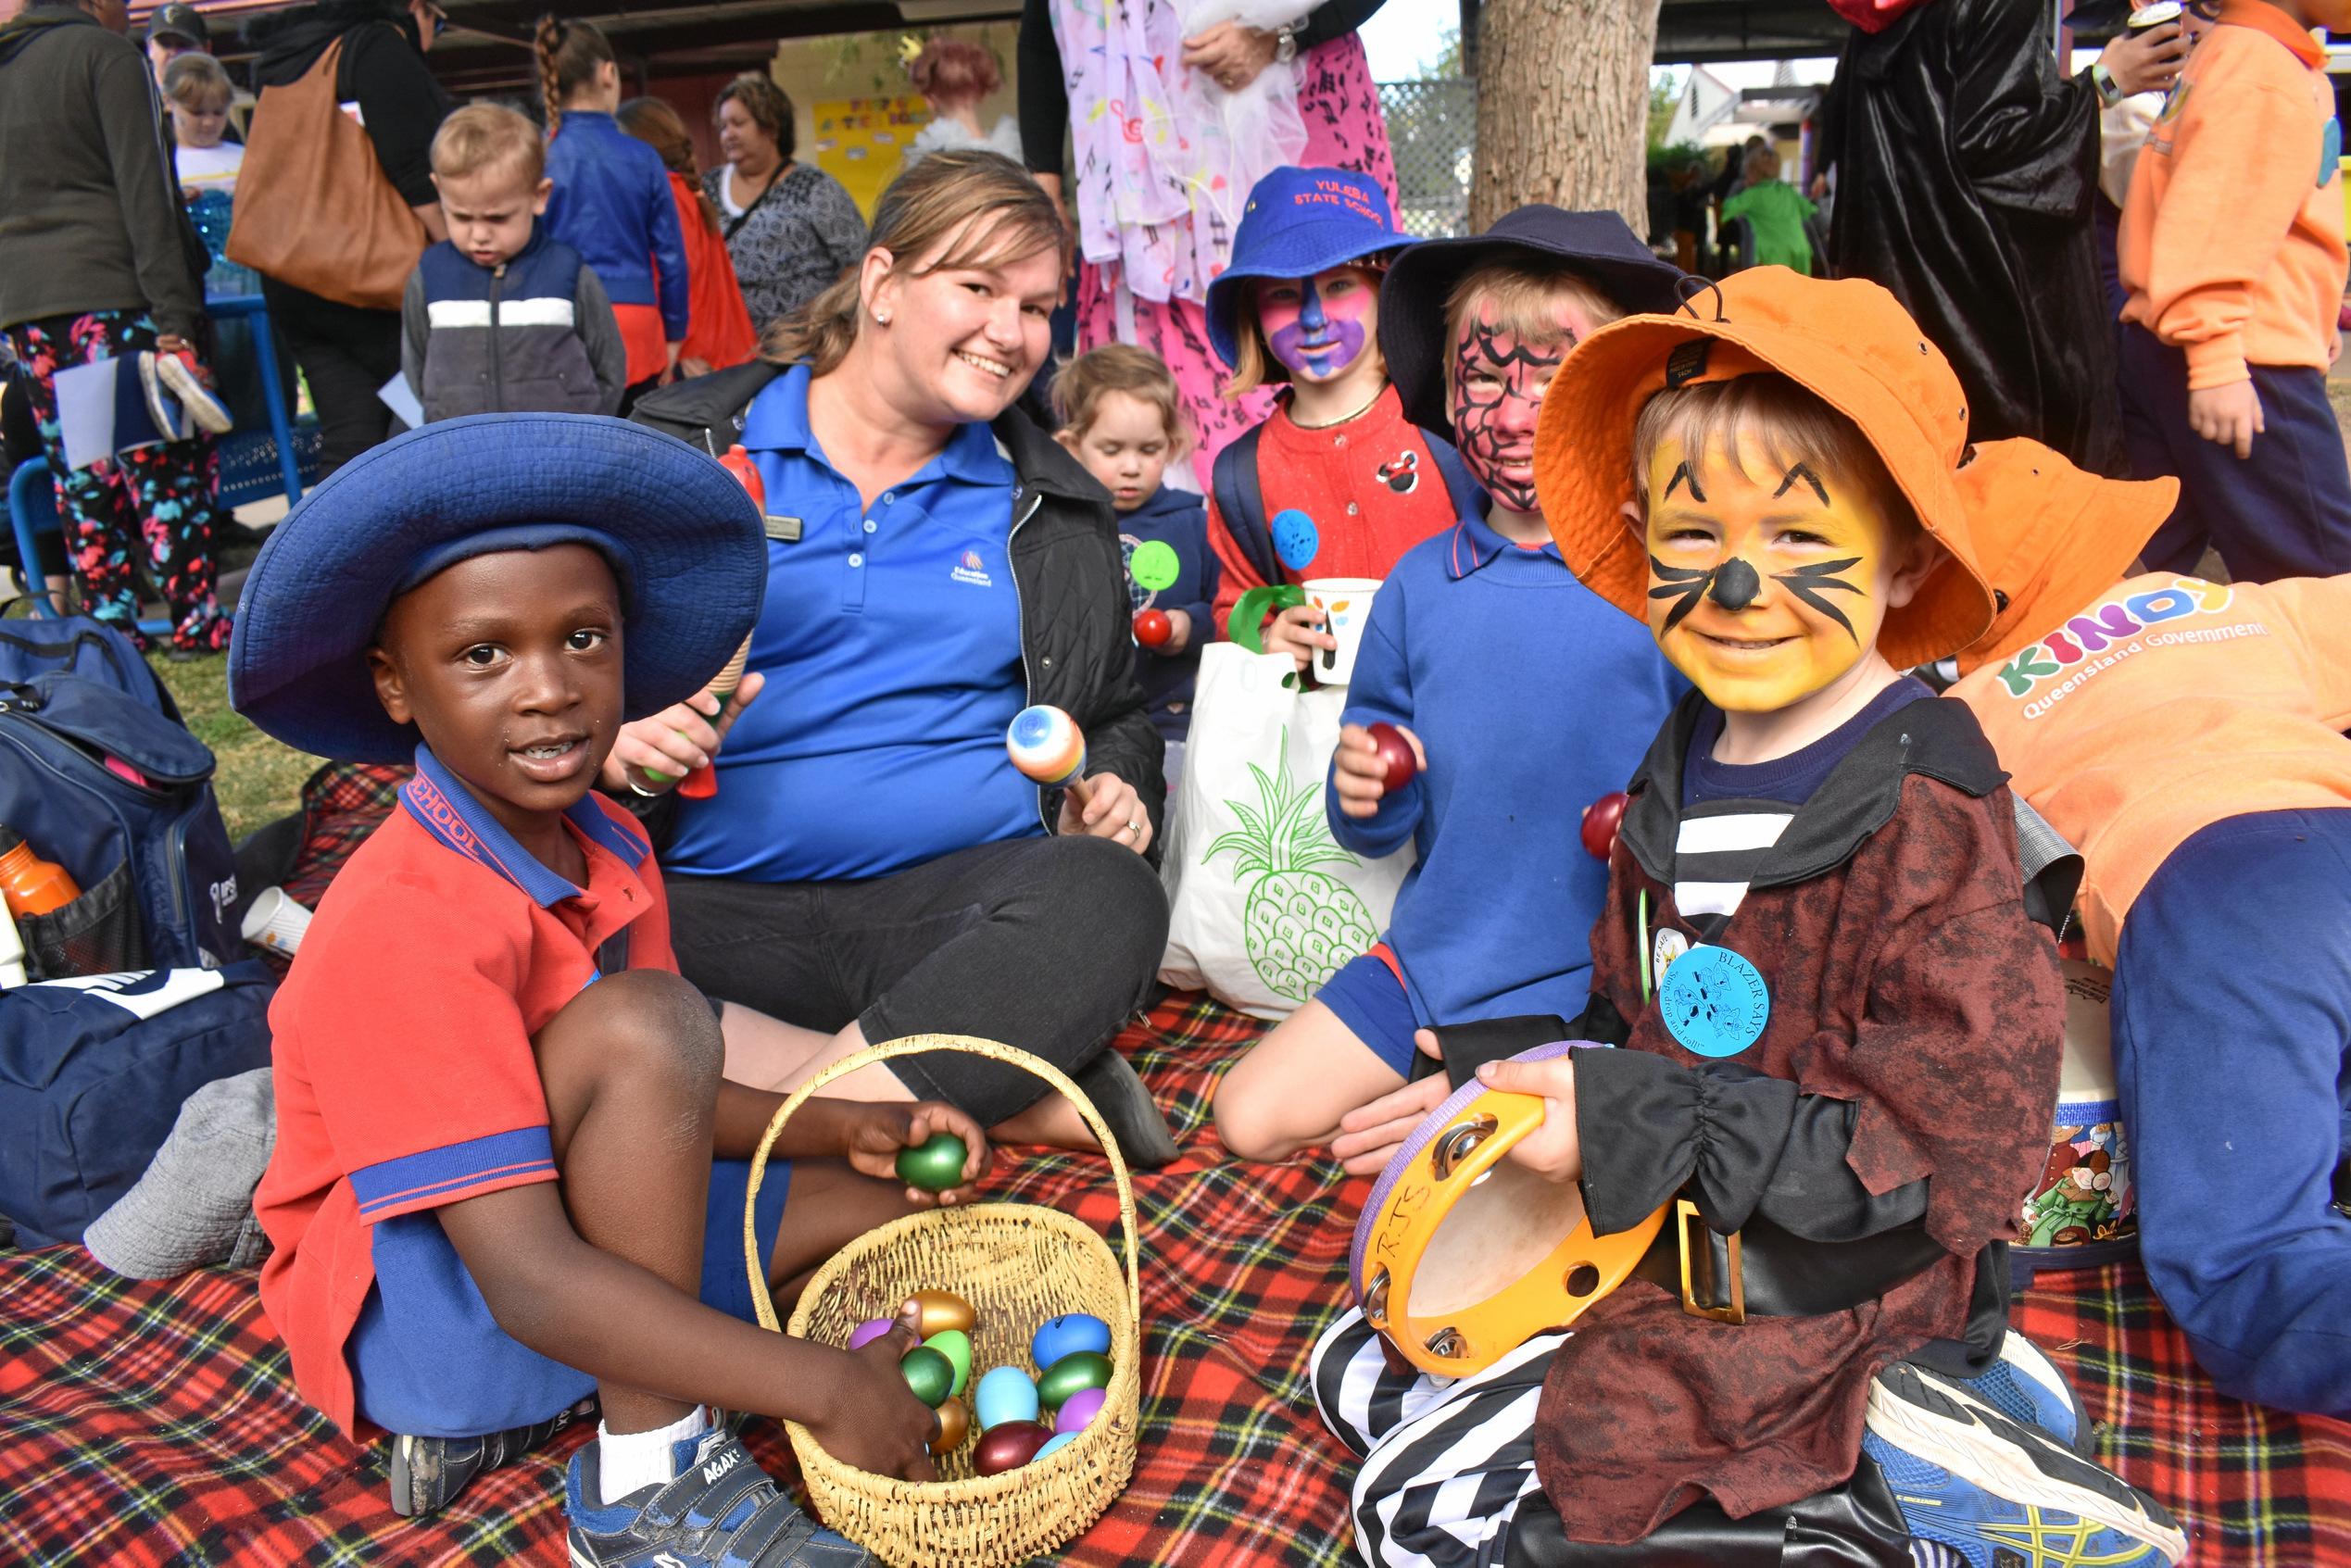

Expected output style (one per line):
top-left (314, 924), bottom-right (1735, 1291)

top-left (1035, 1432), bottom-right (1078, 1460)
top-left (973, 1365), bottom-right (1039, 1431)
top-left (1029, 1312), bottom-right (1112, 1371)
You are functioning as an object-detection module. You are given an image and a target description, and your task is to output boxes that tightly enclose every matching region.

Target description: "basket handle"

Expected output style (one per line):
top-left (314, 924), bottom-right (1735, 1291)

top-left (742, 1035), bottom-right (1144, 1335)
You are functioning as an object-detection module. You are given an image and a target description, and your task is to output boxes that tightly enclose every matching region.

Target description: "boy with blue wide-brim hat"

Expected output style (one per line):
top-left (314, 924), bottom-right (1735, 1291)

top-left (232, 413), bottom-right (992, 1566)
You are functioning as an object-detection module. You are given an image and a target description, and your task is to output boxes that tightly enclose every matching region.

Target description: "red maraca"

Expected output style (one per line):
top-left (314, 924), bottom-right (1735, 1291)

top-left (1132, 608), bottom-right (1173, 648)
top-left (1580, 791), bottom-right (1630, 860)
top-left (1364, 722), bottom-right (1418, 792)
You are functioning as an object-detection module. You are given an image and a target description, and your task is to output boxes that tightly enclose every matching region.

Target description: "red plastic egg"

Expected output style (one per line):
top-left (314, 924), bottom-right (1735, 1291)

top-left (973, 1419), bottom-right (1051, 1476)
top-left (1133, 608), bottom-right (1173, 647)
top-left (1365, 722), bottom-right (1417, 792)
top-left (1581, 791), bottom-right (1629, 861)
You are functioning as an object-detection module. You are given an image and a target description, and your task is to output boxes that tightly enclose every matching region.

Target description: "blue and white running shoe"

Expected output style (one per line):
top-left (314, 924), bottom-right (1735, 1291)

top-left (565, 1428), bottom-right (877, 1566)
top-left (1864, 1361), bottom-right (2186, 1568)
top-left (1942, 1333), bottom-right (2093, 1454)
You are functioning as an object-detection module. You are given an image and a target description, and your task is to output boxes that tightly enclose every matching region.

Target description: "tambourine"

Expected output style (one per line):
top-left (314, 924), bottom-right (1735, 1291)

top-left (1349, 1042), bottom-right (1668, 1376)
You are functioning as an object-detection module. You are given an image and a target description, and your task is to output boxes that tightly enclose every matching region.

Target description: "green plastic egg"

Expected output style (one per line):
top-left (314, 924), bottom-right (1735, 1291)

top-left (1036, 1349), bottom-right (1113, 1410)
top-left (925, 1328), bottom-right (972, 1398)
top-left (895, 1131), bottom-right (968, 1193)
top-left (900, 1345), bottom-right (955, 1408)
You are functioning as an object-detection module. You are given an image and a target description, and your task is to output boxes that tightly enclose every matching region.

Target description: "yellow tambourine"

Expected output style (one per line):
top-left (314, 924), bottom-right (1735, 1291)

top-left (1349, 1042), bottom-right (1668, 1377)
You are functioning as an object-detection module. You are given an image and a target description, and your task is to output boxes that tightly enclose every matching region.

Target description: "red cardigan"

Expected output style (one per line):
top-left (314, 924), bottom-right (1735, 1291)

top-left (664, 171), bottom-right (757, 372)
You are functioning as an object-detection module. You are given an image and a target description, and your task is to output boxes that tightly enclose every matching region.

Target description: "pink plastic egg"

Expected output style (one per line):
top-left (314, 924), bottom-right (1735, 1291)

top-left (848, 1317), bottom-right (895, 1350)
top-left (1053, 1386), bottom-right (1105, 1435)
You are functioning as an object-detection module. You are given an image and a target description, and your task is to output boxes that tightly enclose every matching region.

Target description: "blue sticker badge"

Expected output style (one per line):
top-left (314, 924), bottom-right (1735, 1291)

top-left (1271, 508), bottom-right (1320, 572)
top-left (2321, 119), bottom-right (2342, 189)
top-left (1657, 945), bottom-right (1770, 1059)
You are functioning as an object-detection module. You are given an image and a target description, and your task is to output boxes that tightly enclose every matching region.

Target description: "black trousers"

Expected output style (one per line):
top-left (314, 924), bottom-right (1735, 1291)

top-left (663, 834), bottom-right (1170, 1125)
top-left (261, 278), bottom-right (401, 475)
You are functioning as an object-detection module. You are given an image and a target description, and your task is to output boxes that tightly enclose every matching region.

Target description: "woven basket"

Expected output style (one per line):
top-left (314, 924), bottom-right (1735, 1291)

top-left (741, 1035), bottom-right (1141, 1568)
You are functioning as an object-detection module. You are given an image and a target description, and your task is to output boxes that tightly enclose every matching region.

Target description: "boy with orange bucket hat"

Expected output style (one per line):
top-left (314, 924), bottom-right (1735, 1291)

top-left (1947, 439), bottom-right (2351, 1420)
top-left (1310, 270), bottom-right (2187, 1567)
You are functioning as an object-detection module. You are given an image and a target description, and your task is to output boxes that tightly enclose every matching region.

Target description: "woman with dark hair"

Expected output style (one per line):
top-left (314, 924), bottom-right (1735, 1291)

top-left (536, 17), bottom-right (688, 396)
top-left (902, 38), bottom-right (1022, 168)
top-left (618, 95), bottom-right (757, 376)
top-left (703, 72), bottom-right (867, 333)
top-left (625, 148), bottom-right (1176, 1167)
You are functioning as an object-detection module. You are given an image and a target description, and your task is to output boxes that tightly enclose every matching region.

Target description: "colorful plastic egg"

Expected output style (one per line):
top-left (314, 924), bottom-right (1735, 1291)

top-left (904, 1289), bottom-right (975, 1338)
top-left (1036, 1350), bottom-right (1113, 1411)
top-left (973, 1365), bottom-right (1039, 1430)
top-left (1364, 722), bottom-right (1418, 792)
top-left (1132, 608), bottom-right (1173, 647)
top-left (1053, 1386), bottom-right (1105, 1435)
top-left (973, 1420), bottom-right (1050, 1476)
top-left (1034, 1432), bottom-right (1078, 1460)
top-left (1029, 1312), bottom-right (1112, 1371)
top-left (925, 1328), bottom-right (972, 1399)
top-left (900, 1346), bottom-right (955, 1408)
top-left (930, 1396), bottom-right (970, 1454)
top-left (1580, 791), bottom-right (1630, 861)
top-left (895, 1131), bottom-right (969, 1193)
top-left (848, 1317), bottom-right (896, 1350)
top-left (1005, 705), bottom-right (1087, 789)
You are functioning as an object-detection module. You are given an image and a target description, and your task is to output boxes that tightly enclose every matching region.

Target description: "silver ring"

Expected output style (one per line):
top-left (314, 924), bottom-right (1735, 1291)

top-left (1125, 819), bottom-right (1143, 836)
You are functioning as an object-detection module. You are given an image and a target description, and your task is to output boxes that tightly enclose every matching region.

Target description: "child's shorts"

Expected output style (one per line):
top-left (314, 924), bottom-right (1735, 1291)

top-left (348, 1156), bottom-right (793, 1439)
top-left (1316, 943), bottom-right (1423, 1078)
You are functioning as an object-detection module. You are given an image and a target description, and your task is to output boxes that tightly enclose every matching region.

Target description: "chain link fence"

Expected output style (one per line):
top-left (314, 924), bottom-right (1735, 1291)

top-left (1379, 78), bottom-right (1476, 239)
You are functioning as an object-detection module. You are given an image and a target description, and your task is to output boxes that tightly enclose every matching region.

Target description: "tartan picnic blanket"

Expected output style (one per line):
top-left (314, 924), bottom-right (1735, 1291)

top-left (2, 991), bottom-right (2346, 1567)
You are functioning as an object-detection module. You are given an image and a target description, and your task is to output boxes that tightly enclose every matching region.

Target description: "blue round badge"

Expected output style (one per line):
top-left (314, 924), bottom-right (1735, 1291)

top-left (1656, 945), bottom-right (1770, 1059)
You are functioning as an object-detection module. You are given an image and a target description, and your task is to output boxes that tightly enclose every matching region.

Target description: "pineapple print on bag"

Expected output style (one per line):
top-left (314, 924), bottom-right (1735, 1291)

top-left (1204, 728), bottom-right (1378, 1002)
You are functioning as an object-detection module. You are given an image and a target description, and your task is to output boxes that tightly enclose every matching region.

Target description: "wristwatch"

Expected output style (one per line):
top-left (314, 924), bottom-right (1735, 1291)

top-left (1274, 20), bottom-right (1300, 63)
top-left (2092, 61), bottom-right (2127, 108)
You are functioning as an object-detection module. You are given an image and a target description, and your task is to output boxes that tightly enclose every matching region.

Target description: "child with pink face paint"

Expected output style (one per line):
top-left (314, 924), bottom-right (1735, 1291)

top-left (1211, 208), bottom-right (1688, 1164)
top-left (1202, 167), bottom-right (1468, 669)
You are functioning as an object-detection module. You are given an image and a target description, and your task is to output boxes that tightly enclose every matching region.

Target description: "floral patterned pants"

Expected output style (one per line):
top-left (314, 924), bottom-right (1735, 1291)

top-left (3, 310), bottom-right (232, 652)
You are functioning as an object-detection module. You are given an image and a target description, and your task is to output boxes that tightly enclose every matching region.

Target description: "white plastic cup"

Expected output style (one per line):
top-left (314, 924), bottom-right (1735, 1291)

top-left (241, 886), bottom-right (312, 959)
top-left (1303, 577), bottom-right (1383, 685)
top-left (2127, 1), bottom-right (2182, 30)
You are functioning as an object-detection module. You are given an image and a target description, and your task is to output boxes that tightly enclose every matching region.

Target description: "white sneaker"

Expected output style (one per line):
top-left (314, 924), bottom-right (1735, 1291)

top-left (140, 349), bottom-right (233, 438)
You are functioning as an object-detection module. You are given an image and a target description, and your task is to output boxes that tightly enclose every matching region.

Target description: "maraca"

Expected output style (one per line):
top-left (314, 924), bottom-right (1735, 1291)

top-left (1132, 608), bottom-right (1173, 648)
top-left (1006, 704), bottom-right (1091, 809)
top-left (1364, 722), bottom-right (1417, 792)
top-left (644, 444), bottom-right (761, 797)
top-left (1581, 790), bottom-right (1630, 861)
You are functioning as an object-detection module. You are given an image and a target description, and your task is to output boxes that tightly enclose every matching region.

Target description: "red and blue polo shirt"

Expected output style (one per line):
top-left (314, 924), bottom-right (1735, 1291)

top-left (254, 746), bottom-right (673, 1438)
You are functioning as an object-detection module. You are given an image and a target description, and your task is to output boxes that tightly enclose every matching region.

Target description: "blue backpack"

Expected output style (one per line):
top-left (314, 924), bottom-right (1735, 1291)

top-left (0, 615), bottom-right (179, 719)
top-left (0, 671), bottom-right (245, 979)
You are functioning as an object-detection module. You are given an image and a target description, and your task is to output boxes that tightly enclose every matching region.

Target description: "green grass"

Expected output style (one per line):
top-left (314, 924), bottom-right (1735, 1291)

top-left (146, 647), bottom-right (318, 842)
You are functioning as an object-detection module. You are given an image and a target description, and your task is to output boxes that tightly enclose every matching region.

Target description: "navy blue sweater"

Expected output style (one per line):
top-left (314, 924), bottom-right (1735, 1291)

top-left (1329, 508), bottom-right (1684, 1028)
top-left (1121, 483), bottom-right (1219, 743)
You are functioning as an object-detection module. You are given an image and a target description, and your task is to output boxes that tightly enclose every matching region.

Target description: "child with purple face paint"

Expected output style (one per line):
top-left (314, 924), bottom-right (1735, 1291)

top-left (1202, 168), bottom-right (1468, 668)
top-left (1212, 208), bottom-right (1688, 1163)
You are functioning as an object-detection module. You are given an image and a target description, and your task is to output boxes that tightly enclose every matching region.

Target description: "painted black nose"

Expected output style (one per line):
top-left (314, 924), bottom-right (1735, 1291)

top-left (1708, 558), bottom-right (1760, 610)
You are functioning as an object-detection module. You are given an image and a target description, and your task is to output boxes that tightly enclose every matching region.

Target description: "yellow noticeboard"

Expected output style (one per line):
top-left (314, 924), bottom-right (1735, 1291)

top-left (811, 95), bottom-right (929, 220)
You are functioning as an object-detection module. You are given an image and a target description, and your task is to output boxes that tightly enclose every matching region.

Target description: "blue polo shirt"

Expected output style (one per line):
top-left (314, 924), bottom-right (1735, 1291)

top-left (662, 366), bottom-right (1042, 883)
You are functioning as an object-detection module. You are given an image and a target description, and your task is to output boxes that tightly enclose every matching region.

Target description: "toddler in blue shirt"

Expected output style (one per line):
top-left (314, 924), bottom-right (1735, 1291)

top-left (1212, 209), bottom-right (1686, 1163)
top-left (1053, 345), bottom-right (1219, 796)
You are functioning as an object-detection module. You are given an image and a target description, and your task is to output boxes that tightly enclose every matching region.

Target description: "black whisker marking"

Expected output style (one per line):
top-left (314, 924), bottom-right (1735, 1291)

top-left (1779, 578), bottom-right (1859, 641)
top-left (1773, 462), bottom-right (1829, 505)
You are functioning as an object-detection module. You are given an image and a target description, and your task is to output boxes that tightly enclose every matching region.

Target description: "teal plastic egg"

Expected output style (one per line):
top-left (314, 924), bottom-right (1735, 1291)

top-left (1036, 1350), bottom-right (1113, 1410)
top-left (973, 1364), bottom-right (1039, 1430)
top-left (900, 1345), bottom-right (954, 1408)
top-left (1034, 1432), bottom-right (1078, 1460)
top-left (1029, 1312), bottom-right (1112, 1370)
top-left (895, 1131), bottom-right (968, 1193)
top-left (925, 1328), bottom-right (972, 1398)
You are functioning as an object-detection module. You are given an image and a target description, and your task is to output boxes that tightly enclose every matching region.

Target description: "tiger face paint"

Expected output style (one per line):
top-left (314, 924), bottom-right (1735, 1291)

top-left (1450, 299), bottom-right (1601, 513)
top-left (1641, 438), bottom-right (1906, 711)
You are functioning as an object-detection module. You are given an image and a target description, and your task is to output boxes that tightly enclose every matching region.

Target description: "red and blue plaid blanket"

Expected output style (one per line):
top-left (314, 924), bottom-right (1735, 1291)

top-left (2, 993), bottom-right (2346, 1565)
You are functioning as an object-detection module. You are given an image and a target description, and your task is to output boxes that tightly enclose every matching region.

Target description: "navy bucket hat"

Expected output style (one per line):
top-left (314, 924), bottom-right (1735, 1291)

top-left (229, 414), bottom-right (767, 765)
top-left (1205, 165), bottom-right (1415, 370)
top-left (1377, 207), bottom-right (1688, 438)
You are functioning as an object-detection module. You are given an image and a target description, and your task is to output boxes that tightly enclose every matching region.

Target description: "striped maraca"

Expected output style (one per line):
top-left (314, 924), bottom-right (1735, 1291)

top-left (1006, 704), bottom-right (1091, 809)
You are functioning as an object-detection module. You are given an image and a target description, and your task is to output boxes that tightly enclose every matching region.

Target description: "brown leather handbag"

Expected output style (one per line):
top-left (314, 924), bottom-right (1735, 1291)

top-left (226, 37), bottom-right (425, 311)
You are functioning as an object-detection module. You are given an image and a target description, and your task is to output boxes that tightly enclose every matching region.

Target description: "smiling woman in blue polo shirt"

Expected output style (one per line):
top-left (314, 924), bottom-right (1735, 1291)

top-left (621, 150), bottom-right (1177, 1165)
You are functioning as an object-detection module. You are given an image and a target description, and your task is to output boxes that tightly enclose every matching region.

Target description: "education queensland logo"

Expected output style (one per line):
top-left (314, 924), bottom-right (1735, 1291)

top-left (1996, 577), bottom-right (2260, 718)
top-left (950, 548), bottom-right (994, 588)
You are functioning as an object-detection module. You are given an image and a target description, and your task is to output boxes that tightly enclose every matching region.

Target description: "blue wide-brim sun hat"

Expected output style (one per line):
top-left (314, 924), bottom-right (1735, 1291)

top-left (229, 414), bottom-right (768, 765)
top-left (1204, 165), bottom-right (1415, 371)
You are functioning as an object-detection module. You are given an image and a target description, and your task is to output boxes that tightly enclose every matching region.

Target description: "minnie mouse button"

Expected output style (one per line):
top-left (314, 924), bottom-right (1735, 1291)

top-left (1657, 945), bottom-right (1770, 1059)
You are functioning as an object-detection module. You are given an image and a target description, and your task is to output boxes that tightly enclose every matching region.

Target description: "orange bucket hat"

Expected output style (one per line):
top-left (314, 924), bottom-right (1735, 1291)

top-left (1952, 439), bottom-right (2180, 675)
top-left (1533, 268), bottom-right (1995, 670)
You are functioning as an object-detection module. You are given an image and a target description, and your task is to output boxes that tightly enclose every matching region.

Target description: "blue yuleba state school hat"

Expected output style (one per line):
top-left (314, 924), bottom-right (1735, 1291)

top-left (229, 413), bottom-right (768, 765)
top-left (1205, 165), bottom-right (1415, 370)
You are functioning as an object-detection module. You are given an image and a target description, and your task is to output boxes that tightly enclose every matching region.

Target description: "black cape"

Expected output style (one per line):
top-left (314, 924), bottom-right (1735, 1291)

top-left (1820, 0), bottom-right (2125, 474)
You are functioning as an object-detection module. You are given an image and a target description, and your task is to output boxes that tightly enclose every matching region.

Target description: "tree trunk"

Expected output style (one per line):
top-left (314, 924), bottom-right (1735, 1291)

top-left (1472, 0), bottom-right (1661, 233)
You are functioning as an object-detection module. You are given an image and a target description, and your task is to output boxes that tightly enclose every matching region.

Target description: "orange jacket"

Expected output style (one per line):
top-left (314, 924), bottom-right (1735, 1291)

top-left (1951, 573), bottom-right (2351, 964)
top-left (664, 171), bottom-right (758, 372)
top-left (2118, 0), bottom-right (2347, 389)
